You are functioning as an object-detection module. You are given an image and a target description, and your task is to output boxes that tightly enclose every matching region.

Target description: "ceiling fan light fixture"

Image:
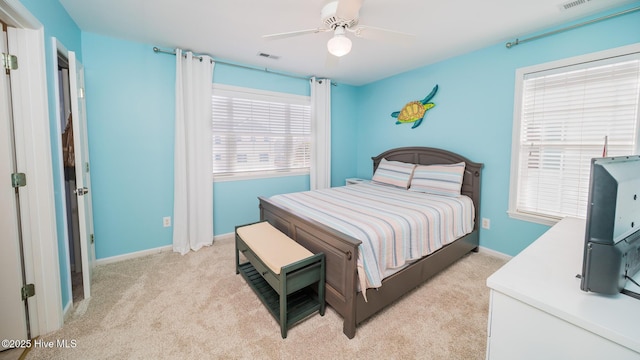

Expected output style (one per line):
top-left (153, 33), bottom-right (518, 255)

top-left (327, 33), bottom-right (352, 57)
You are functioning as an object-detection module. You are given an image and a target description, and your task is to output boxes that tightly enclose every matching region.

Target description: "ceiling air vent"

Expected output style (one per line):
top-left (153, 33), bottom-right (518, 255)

top-left (257, 52), bottom-right (280, 60)
top-left (559, 0), bottom-right (592, 11)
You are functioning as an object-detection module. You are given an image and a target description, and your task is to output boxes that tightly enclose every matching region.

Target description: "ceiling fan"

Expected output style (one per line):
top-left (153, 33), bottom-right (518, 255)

top-left (262, 0), bottom-right (415, 57)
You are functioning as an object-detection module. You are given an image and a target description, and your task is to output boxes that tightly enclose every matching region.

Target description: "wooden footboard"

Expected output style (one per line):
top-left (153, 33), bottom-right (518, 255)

top-left (259, 196), bottom-right (361, 337)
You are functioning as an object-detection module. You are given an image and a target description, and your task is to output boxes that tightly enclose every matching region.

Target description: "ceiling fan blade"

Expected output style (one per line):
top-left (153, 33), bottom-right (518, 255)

top-left (335, 0), bottom-right (363, 20)
top-left (263, 28), bottom-right (328, 40)
top-left (350, 25), bottom-right (416, 45)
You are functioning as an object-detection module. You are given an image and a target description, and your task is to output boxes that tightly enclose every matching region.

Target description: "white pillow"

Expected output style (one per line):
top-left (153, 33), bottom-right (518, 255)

top-left (372, 158), bottom-right (416, 189)
top-left (409, 162), bottom-right (466, 197)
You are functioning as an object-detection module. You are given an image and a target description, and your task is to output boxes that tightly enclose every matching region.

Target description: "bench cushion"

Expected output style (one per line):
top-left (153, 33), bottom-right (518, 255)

top-left (237, 222), bottom-right (313, 275)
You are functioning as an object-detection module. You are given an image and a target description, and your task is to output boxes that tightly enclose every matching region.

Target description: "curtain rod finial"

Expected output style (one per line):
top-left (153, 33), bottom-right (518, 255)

top-left (505, 39), bottom-right (519, 49)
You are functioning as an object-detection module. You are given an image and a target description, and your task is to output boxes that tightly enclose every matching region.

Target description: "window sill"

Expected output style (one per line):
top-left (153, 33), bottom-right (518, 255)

top-left (213, 169), bottom-right (309, 183)
top-left (506, 210), bottom-right (564, 227)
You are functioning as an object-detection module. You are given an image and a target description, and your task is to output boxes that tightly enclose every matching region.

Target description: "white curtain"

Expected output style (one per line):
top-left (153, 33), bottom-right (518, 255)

top-left (173, 49), bottom-right (215, 254)
top-left (310, 77), bottom-right (331, 190)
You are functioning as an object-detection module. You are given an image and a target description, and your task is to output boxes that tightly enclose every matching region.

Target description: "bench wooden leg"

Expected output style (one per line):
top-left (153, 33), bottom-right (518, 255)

top-left (280, 275), bottom-right (287, 339)
top-left (235, 236), bottom-right (240, 274)
top-left (319, 256), bottom-right (326, 316)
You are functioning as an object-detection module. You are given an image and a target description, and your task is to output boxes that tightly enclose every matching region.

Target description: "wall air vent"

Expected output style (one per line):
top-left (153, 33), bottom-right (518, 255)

top-left (257, 52), bottom-right (280, 60)
top-left (559, 0), bottom-right (592, 11)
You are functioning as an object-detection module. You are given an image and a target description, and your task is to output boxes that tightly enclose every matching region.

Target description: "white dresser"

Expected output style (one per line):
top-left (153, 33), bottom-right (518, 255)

top-left (486, 217), bottom-right (640, 360)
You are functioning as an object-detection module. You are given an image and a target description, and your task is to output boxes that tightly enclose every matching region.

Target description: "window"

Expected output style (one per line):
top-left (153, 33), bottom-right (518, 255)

top-left (211, 84), bottom-right (311, 180)
top-left (509, 45), bottom-right (640, 225)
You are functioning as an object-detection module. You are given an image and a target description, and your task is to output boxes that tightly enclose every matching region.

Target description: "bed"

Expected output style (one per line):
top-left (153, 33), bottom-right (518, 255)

top-left (258, 146), bottom-right (483, 338)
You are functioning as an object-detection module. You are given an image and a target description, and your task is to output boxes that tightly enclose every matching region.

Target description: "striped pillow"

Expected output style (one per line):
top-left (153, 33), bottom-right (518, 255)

top-left (372, 158), bottom-right (416, 189)
top-left (409, 162), bottom-right (466, 197)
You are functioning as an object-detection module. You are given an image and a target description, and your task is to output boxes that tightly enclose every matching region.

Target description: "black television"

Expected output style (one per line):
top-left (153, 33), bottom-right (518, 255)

top-left (580, 155), bottom-right (640, 296)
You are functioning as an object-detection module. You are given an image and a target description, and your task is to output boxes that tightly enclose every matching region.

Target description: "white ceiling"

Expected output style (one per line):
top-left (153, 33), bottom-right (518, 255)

top-left (59, 0), bottom-right (635, 86)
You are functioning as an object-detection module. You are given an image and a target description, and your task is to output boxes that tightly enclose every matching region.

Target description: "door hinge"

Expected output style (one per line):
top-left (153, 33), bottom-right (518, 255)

top-left (90, 234), bottom-right (94, 244)
top-left (11, 173), bottom-right (26, 188)
top-left (79, 87), bottom-right (85, 99)
top-left (85, 162), bottom-right (90, 173)
top-left (2, 53), bottom-right (18, 71)
top-left (21, 283), bottom-right (35, 301)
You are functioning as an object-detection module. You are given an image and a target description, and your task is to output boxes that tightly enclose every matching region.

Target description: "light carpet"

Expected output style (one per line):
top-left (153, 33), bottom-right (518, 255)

top-left (25, 238), bottom-right (507, 360)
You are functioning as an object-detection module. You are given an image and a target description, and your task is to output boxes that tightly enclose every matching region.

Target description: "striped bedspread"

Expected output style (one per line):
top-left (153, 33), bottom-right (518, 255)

top-left (268, 182), bottom-right (475, 297)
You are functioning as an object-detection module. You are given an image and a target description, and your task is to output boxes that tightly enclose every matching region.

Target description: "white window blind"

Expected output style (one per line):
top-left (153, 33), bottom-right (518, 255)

top-left (511, 51), bottom-right (640, 223)
top-left (211, 85), bottom-right (311, 177)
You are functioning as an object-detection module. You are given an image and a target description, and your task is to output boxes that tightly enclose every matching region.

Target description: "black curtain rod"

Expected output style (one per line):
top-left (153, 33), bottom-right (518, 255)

top-left (152, 46), bottom-right (313, 81)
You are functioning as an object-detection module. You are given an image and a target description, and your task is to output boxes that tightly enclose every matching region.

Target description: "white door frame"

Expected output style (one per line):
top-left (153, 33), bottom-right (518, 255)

top-left (1, 0), bottom-right (63, 335)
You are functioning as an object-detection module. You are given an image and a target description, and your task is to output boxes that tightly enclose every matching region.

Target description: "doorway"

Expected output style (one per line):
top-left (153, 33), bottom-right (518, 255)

top-left (58, 52), bottom-right (84, 303)
top-left (54, 38), bottom-right (95, 306)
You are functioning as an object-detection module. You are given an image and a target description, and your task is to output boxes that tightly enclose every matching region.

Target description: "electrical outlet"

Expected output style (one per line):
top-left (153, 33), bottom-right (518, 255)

top-left (482, 218), bottom-right (490, 230)
top-left (163, 216), bottom-right (171, 227)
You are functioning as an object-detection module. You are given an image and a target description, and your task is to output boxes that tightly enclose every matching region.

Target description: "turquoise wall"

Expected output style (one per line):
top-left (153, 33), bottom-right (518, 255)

top-left (354, 3), bottom-right (640, 256)
top-left (81, 33), bottom-right (359, 258)
top-left (20, 0), bottom-right (82, 312)
top-left (81, 33), bottom-right (176, 259)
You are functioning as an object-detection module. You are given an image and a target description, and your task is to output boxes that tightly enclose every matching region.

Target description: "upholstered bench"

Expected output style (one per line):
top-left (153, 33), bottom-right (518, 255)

top-left (235, 221), bottom-right (325, 338)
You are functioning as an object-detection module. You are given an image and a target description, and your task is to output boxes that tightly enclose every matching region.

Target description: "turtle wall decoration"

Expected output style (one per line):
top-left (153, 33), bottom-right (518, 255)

top-left (391, 85), bottom-right (438, 129)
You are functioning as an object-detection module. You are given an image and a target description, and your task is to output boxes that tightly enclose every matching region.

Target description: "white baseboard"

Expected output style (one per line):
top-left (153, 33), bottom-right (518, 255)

top-left (214, 232), bottom-right (234, 243)
top-left (95, 245), bottom-right (173, 266)
top-left (62, 299), bottom-right (73, 321)
top-left (95, 233), bottom-right (236, 266)
top-left (477, 246), bottom-right (512, 261)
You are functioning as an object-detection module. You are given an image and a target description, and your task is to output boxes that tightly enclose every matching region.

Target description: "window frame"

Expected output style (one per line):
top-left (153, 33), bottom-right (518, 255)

top-left (211, 83), bottom-right (311, 183)
top-left (508, 43), bottom-right (640, 226)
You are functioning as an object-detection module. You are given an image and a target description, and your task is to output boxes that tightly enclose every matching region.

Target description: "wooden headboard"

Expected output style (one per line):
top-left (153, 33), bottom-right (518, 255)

top-left (372, 146), bottom-right (483, 230)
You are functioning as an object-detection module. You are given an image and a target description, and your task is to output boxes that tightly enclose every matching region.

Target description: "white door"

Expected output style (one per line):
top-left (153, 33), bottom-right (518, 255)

top-left (68, 51), bottom-right (95, 300)
top-left (0, 27), bottom-right (29, 347)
